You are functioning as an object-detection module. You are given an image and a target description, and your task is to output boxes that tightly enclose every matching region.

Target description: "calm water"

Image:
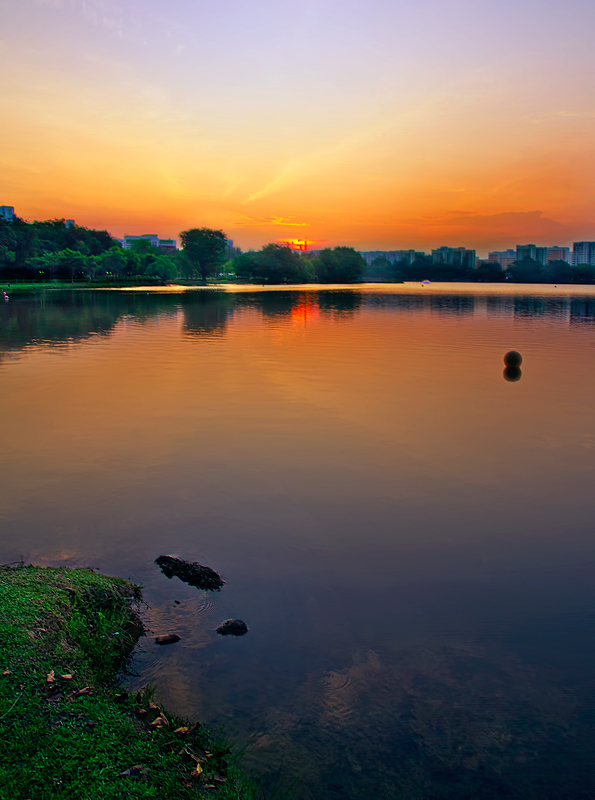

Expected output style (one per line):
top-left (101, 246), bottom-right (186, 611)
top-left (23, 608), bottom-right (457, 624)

top-left (3, 285), bottom-right (595, 798)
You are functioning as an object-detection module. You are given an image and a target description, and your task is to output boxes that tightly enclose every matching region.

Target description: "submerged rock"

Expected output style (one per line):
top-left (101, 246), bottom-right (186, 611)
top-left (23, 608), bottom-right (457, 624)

top-left (155, 634), bottom-right (181, 646)
top-left (216, 619), bottom-right (248, 637)
top-left (155, 555), bottom-right (224, 591)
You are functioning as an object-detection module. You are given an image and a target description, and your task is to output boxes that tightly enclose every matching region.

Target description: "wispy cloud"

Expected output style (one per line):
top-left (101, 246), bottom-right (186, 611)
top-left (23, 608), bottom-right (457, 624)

top-left (400, 210), bottom-right (565, 236)
top-left (235, 215), bottom-right (309, 227)
top-left (34, 0), bottom-right (126, 36)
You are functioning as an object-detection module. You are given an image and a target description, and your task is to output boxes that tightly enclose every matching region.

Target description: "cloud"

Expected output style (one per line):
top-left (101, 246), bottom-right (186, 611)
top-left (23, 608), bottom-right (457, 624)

top-left (235, 215), bottom-right (309, 228)
top-left (400, 210), bottom-right (565, 237)
top-left (34, 0), bottom-right (126, 35)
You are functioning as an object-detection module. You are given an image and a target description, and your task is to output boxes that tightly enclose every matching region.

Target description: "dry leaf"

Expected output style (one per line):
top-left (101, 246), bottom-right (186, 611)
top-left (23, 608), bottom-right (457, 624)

top-left (118, 765), bottom-right (148, 779)
top-left (149, 702), bottom-right (161, 713)
top-left (1, 671), bottom-right (11, 677)
top-left (174, 727), bottom-right (189, 735)
top-left (60, 674), bottom-right (73, 680)
top-left (46, 670), bottom-right (55, 684)
top-left (149, 717), bottom-right (165, 728)
top-left (191, 763), bottom-right (203, 777)
top-left (213, 774), bottom-right (227, 784)
top-left (67, 686), bottom-right (93, 701)
top-left (135, 708), bottom-right (148, 719)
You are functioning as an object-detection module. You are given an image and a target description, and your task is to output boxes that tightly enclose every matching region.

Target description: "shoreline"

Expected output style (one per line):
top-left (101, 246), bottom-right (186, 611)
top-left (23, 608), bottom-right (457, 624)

top-left (0, 564), bottom-right (254, 799)
top-left (5, 280), bottom-right (595, 296)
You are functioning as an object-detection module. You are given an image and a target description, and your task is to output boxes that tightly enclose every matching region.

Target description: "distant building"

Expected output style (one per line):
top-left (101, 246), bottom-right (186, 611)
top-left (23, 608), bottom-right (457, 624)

top-left (488, 250), bottom-right (517, 270)
top-left (359, 250), bottom-right (425, 266)
top-left (122, 234), bottom-right (177, 253)
top-left (0, 206), bottom-right (15, 221)
top-left (65, 219), bottom-right (75, 229)
top-left (431, 246), bottom-right (476, 269)
top-left (516, 244), bottom-right (547, 265)
top-left (573, 242), bottom-right (595, 266)
top-left (546, 246), bottom-right (571, 264)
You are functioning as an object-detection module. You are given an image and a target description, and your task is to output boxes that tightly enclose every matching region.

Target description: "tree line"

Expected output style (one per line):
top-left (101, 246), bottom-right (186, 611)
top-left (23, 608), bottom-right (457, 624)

top-left (0, 218), bottom-right (369, 284)
top-left (2, 216), bottom-right (594, 285)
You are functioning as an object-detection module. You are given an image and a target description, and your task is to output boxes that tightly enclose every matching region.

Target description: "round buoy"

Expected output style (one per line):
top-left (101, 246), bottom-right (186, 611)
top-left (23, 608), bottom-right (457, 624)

top-left (503, 366), bottom-right (522, 382)
top-left (504, 350), bottom-right (522, 367)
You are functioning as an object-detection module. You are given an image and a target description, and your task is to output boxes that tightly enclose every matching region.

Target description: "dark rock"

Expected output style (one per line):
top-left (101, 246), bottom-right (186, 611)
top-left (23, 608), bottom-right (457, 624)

top-left (216, 619), bottom-right (248, 636)
top-left (155, 634), bottom-right (181, 645)
top-left (155, 555), bottom-right (224, 591)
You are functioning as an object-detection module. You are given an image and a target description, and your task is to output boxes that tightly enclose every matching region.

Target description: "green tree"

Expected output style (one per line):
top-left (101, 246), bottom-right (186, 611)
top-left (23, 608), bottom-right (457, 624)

top-left (179, 228), bottom-right (227, 282)
top-left (129, 238), bottom-right (160, 256)
top-left (315, 247), bottom-right (365, 283)
top-left (509, 257), bottom-right (546, 283)
top-left (253, 243), bottom-right (314, 284)
top-left (99, 247), bottom-right (128, 279)
top-left (230, 251), bottom-right (259, 281)
top-left (143, 254), bottom-right (179, 282)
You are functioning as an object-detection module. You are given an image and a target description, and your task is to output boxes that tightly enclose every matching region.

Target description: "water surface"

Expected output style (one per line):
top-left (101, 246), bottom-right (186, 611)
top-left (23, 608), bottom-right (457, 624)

top-left (2, 285), bottom-right (595, 798)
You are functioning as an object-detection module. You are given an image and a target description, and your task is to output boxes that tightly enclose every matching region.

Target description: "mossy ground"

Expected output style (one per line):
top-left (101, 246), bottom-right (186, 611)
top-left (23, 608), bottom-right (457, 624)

top-left (0, 565), bottom-right (255, 800)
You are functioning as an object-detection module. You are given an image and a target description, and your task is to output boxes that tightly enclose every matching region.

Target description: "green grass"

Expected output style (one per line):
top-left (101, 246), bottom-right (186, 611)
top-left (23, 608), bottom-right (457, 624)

top-left (0, 565), bottom-right (256, 800)
top-left (0, 279), bottom-right (169, 293)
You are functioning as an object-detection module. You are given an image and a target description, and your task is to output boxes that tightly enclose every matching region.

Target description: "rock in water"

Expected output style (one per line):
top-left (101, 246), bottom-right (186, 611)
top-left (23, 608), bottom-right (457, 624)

top-left (155, 634), bottom-right (181, 645)
top-left (155, 555), bottom-right (224, 591)
top-left (216, 619), bottom-right (248, 636)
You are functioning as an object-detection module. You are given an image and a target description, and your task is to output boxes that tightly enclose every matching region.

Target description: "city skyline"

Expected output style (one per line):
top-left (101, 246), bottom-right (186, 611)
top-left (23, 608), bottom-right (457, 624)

top-left (1, 0), bottom-right (595, 253)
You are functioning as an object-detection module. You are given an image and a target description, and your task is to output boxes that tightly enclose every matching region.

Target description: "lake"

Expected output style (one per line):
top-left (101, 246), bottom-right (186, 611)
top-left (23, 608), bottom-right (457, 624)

top-left (2, 284), bottom-right (595, 798)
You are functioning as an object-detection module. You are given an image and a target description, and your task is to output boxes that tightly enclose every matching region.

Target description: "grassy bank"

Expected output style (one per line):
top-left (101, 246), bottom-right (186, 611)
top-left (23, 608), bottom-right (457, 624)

top-left (0, 565), bottom-right (255, 799)
top-left (0, 280), bottom-right (168, 294)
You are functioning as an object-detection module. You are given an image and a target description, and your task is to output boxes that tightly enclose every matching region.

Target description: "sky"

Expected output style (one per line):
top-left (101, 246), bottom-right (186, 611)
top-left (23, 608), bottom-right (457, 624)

top-left (1, 0), bottom-right (594, 255)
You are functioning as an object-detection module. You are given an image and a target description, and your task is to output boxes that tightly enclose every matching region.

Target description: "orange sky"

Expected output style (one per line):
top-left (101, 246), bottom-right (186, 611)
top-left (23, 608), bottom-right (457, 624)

top-left (1, 0), bottom-right (595, 255)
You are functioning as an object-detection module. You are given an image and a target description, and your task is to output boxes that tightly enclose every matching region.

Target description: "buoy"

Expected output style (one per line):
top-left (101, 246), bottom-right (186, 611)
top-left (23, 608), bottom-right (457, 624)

top-left (504, 350), bottom-right (522, 367)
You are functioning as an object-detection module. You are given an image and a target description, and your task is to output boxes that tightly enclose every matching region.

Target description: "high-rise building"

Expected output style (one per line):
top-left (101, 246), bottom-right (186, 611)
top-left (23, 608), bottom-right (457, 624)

top-left (573, 242), bottom-right (595, 266)
top-left (516, 244), bottom-right (547, 265)
top-left (359, 250), bottom-right (425, 266)
top-left (431, 246), bottom-right (476, 269)
top-left (0, 206), bottom-right (15, 221)
top-left (546, 246), bottom-right (571, 264)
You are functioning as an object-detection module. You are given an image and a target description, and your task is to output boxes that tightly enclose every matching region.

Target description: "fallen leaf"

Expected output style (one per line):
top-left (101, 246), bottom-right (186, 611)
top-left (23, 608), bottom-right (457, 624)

top-left (114, 693), bottom-right (127, 703)
top-left (191, 763), bottom-right (203, 777)
top-left (60, 674), bottom-right (73, 680)
top-left (213, 773), bottom-right (227, 784)
top-left (149, 702), bottom-right (161, 713)
top-left (135, 708), bottom-right (148, 719)
top-left (1, 671), bottom-right (11, 677)
top-left (118, 765), bottom-right (148, 779)
top-left (46, 670), bottom-right (55, 684)
top-left (149, 717), bottom-right (165, 728)
top-left (204, 785), bottom-right (216, 789)
top-left (174, 727), bottom-right (189, 735)
top-left (67, 686), bottom-right (93, 701)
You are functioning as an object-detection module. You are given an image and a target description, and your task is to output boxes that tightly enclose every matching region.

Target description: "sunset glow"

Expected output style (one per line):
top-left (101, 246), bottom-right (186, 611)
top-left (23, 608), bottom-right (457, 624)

top-left (1, 0), bottom-right (594, 254)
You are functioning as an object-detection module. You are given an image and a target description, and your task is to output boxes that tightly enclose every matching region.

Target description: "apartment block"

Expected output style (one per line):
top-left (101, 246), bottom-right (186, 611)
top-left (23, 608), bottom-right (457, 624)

top-left (516, 244), bottom-right (547, 265)
top-left (0, 206), bottom-right (15, 221)
top-left (359, 250), bottom-right (425, 266)
top-left (488, 250), bottom-right (517, 270)
top-left (122, 234), bottom-right (177, 252)
top-left (546, 246), bottom-right (571, 264)
top-left (431, 246), bottom-right (476, 269)
top-left (573, 242), bottom-right (595, 266)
